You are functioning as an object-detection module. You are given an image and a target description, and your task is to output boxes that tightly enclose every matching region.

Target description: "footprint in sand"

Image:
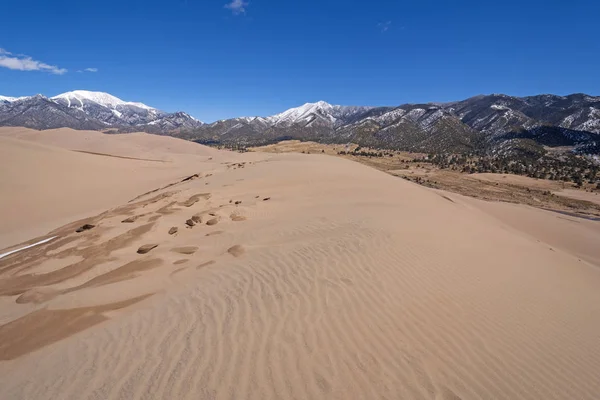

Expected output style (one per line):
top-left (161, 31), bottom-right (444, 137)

top-left (156, 201), bottom-right (178, 215)
top-left (137, 244), bottom-right (158, 254)
top-left (171, 246), bottom-right (198, 255)
top-left (197, 260), bottom-right (216, 269)
top-left (180, 193), bottom-right (211, 207)
top-left (191, 214), bottom-right (202, 223)
top-left (168, 227), bottom-right (178, 235)
top-left (173, 259), bottom-right (189, 265)
top-left (206, 231), bottom-right (224, 236)
top-left (227, 245), bottom-right (245, 257)
top-left (206, 218), bottom-right (219, 226)
top-left (170, 267), bottom-right (188, 276)
top-left (75, 224), bottom-right (95, 233)
top-left (122, 213), bottom-right (152, 223)
top-left (185, 219), bottom-right (196, 227)
top-left (182, 198), bottom-right (199, 207)
top-left (230, 214), bottom-right (246, 222)
top-left (180, 173), bottom-right (200, 182)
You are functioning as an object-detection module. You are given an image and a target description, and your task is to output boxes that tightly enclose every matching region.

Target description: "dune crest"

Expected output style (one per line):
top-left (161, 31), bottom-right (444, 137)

top-left (1, 127), bottom-right (600, 399)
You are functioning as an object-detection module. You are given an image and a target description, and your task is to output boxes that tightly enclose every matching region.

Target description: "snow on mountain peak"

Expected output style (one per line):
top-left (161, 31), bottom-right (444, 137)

top-left (265, 101), bottom-right (375, 127)
top-left (0, 95), bottom-right (18, 102)
top-left (269, 101), bottom-right (338, 124)
top-left (1, 90), bottom-right (203, 130)
top-left (275, 101), bottom-right (332, 116)
top-left (312, 100), bottom-right (333, 108)
top-left (0, 95), bottom-right (31, 103)
top-left (51, 90), bottom-right (154, 110)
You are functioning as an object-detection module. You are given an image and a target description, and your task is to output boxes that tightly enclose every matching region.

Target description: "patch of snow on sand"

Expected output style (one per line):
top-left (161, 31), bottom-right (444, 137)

top-left (0, 236), bottom-right (57, 260)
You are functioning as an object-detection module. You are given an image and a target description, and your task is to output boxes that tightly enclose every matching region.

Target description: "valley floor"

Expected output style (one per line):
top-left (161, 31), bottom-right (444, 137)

top-left (1, 129), bottom-right (600, 399)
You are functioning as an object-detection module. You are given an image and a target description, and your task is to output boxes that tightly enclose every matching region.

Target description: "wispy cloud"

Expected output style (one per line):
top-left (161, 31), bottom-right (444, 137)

top-left (76, 68), bottom-right (98, 73)
top-left (378, 21), bottom-right (391, 32)
top-left (225, 0), bottom-right (248, 15)
top-left (0, 48), bottom-right (67, 75)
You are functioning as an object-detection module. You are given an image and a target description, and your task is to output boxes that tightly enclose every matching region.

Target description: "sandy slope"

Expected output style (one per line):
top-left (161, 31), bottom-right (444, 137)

top-left (0, 129), bottom-right (232, 249)
top-left (470, 173), bottom-right (567, 189)
top-left (555, 188), bottom-right (600, 207)
top-left (0, 127), bottom-right (223, 161)
top-left (1, 130), bottom-right (600, 399)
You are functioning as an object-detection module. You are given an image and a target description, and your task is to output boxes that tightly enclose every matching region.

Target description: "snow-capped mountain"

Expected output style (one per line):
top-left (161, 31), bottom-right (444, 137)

top-left (0, 95), bottom-right (28, 103)
top-left (190, 101), bottom-right (480, 153)
top-left (0, 90), bottom-right (203, 131)
top-left (50, 90), bottom-right (203, 128)
top-left (266, 101), bottom-right (374, 128)
top-left (51, 90), bottom-right (162, 126)
top-left (52, 90), bottom-right (154, 110)
top-left (0, 94), bottom-right (107, 130)
top-left (1, 91), bottom-right (599, 154)
top-left (449, 93), bottom-right (600, 135)
top-left (186, 93), bottom-right (600, 154)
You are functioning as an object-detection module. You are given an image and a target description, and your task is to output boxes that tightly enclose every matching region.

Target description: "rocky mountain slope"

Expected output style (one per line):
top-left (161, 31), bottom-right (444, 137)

top-left (184, 94), bottom-right (600, 154)
top-left (1, 91), bottom-right (599, 154)
top-left (0, 91), bottom-right (202, 132)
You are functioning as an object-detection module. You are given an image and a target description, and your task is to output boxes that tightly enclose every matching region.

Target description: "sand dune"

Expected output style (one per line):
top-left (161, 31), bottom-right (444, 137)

top-left (0, 128), bottom-right (237, 249)
top-left (0, 127), bottom-right (222, 161)
top-left (1, 129), bottom-right (600, 399)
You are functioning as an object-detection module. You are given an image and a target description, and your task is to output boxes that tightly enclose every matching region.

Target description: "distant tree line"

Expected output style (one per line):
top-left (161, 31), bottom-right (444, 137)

top-left (337, 146), bottom-right (395, 158)
top-left (217, 143), bottom-right (249, 152)
top-left (424, 153), bottom-right (599, 187)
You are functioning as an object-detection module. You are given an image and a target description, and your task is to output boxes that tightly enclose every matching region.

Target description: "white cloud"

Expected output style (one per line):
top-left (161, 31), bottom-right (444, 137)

top-left (84, 67), bottom-right (98, 72)
top-left (225, 0), bottom-right (248, 15)
top-left (0, 48), bottom-right (67, 75)
top-left (378, 21), bottom-right (391, 32)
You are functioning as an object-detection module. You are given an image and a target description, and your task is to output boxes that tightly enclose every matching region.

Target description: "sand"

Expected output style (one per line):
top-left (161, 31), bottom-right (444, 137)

top-left (554, 188), bottom-right (600, 207)
top-left (253, 141), bottom-right (600, 218)
top-left (0, 127), bottom-right (223, 161)
top-left (0, 128), bottom-right (233, 249)
top-left (1, 128), bottom-right (600, 399)
top-left (470, 173), bottom-right (568, 190)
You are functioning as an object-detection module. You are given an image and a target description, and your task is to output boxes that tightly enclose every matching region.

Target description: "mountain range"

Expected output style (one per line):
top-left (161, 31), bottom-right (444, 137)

top-left (1, 90), bottom-right (599, 155)
top-left (0, 90), bottom-right (202, 133)
top-left (187, 94), bottom-right (600, 155)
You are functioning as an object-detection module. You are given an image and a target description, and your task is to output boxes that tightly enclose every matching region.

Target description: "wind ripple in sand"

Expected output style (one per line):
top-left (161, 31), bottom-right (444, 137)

top-left (1, 136), bottom-right (600, 400)
top-left (2, 214), bottom-right (599, 400)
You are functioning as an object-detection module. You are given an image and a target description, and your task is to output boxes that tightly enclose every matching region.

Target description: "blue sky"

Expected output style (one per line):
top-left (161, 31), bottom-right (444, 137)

top-left (1, 0), bottom-right (599, 122)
